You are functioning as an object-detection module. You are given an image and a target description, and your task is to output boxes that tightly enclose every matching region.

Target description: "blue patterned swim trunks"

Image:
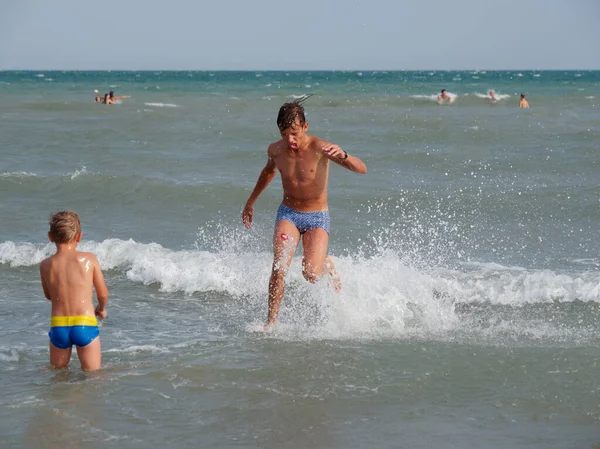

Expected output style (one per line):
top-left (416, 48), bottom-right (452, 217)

top-left (276, 204), bottom-right (330, 234)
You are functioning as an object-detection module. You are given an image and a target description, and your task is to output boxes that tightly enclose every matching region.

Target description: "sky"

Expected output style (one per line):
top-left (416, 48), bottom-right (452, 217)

top-left (1, 0), bottom-right (599, 70)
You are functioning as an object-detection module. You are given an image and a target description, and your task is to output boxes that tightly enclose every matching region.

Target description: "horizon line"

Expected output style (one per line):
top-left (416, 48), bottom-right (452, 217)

top-left (1, 68), bottom-right (599, 72)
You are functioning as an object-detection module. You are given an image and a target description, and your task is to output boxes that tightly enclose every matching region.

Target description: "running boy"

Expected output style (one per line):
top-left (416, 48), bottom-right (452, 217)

top-left (242, 98), bottom-right (367, 329)
top-left (40, 211), bottom-right (109, 371)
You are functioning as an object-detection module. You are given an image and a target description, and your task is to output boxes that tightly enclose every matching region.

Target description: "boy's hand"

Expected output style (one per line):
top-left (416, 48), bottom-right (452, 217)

top-left (242, 202), bottom-right (254, 229)
top-left (95, 305), bottom-right (107, 320)
top-left (321, 144), bottom-right (345, 160)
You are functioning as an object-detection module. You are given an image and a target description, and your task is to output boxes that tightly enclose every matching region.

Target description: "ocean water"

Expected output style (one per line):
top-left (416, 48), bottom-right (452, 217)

top-left (0, 71), bottom-right (599, 449)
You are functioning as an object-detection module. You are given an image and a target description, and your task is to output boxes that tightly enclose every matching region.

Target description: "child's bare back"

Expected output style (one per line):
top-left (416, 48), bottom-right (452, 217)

top-left (40, 211), bottom-right (108, 371)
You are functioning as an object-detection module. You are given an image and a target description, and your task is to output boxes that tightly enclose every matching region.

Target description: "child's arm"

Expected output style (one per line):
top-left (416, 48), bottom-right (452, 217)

top-left (39, 263), bottom-right (51, 300)
top-left (91, 255), bottom-right (109, 319)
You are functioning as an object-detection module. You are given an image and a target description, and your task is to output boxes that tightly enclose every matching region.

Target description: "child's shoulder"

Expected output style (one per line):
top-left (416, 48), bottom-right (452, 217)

top-left (77, 250), bottom-right (100, 262)
top-left (40, 255), bottom-right (54, 268)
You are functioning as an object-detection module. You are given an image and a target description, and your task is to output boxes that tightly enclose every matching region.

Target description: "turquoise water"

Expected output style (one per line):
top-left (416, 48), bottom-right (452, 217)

top-left (1, 71), bottom-right (599, 448)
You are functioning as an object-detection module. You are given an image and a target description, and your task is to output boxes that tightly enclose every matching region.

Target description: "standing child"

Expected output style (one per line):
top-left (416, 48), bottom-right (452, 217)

top-left (40, 211), bottom-right (109, 371)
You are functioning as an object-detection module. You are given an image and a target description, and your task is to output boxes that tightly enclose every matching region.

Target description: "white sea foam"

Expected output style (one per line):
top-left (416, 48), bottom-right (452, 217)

top-left (0, 348), bottom-right (20, 362)
top-left (68, 165), bottom-right (88, 179)
top-left (2, 238), bottom-right (598, 308)
top-left (2, 236), bottom-right (599, 342)
top-left (411, 94), bottom-right (439, 102)
top-left (474, 92), bottom-right (511, 101)
top-left (143, 102), bottom-right (179, 108)
top-left (412, 92), bottom-right (457, 104)
top-left (104, 345), bottom-right (171, 354)
top-left (0, 171), bottom-right (37, 178)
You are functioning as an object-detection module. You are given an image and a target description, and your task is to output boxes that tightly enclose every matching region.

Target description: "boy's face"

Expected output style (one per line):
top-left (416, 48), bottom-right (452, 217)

top-left (279, 119), bottom-right (308, 150)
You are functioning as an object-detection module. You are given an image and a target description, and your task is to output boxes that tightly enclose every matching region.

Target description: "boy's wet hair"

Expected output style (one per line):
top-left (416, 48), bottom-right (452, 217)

top-left (277, 94), bottom-right (313, 130)
top-left (49, 210), bottom-right (81, 243)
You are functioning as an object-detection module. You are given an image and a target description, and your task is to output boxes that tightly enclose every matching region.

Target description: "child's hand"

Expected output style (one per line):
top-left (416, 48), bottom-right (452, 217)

top-left (95, 305), bottom-right (107, 320)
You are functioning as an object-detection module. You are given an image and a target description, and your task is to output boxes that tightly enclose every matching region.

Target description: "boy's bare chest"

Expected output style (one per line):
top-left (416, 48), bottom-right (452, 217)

top-left (276, 153), bottom-right (322, 182)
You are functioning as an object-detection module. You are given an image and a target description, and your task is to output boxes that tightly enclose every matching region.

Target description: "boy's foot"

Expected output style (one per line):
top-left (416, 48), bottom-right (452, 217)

top-left (264, 318), bottom-right (277, 332)
top-left (325, 255), bottom-right (342, 292)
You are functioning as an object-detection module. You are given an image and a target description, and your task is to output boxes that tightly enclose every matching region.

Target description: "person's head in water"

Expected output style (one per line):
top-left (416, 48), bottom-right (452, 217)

top-left (109, 91), bottom-right (114, 99)
top-left (520, 93), bottom-right (526, 99)
top-left (440, 89), bottom-right (448, 99)
top-left (277, 98), bottom-right (311, 150)
top-left (94, 95), bottom-right (101, 102)
top-left (103, 93), bottom-right (110, 104)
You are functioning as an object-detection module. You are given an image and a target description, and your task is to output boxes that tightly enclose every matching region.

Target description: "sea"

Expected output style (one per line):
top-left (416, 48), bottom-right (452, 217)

top-left (0, 70), bottom-right (599, 449)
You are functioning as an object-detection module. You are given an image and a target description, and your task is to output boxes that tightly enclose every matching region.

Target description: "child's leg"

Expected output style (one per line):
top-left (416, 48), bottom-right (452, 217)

top-left (324, 255), bottom-right (342, 292)
top-left (76, 337), bottom-right (102, 371)
top-left (49, 342), bottom-right (72, 369)
top-left (301, 229), bottom-right (342, 292)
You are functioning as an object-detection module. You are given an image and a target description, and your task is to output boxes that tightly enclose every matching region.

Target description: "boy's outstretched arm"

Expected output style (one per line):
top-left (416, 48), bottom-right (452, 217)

top-left (242, 155), bottom-right (278, 229)
top-left (320, 143), bottom-right (367, 174)
top-left (92, 255), bottom-right (109, 318)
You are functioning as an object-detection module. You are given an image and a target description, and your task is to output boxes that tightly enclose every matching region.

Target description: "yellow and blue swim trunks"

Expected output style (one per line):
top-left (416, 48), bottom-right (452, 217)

top-left (49, 316), bottom-right (99, 349)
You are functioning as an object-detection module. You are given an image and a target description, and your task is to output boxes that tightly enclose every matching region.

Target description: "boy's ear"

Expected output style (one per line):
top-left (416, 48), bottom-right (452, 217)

top-left (47, 232), bottom-right (55, 242)
top-left (303, 122), bottom-right (309, 132)
top-left (75, 232), bottom-right (82, 243)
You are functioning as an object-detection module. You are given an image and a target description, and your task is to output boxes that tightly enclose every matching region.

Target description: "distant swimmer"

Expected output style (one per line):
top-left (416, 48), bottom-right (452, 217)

top-left (109, 91), bottom-right (130, 102)
top-left (437, 89), bottom-right (454, 103)
top-left (519, 93), bottom-right (530, 108)
top-left (103, 93), bottom-right (114, 105)
top-left (488, 90), bottom-right (497, 102)
top-left (437, 89), bottom-right (456, 104)
top-left (94, 95), bottom-right (102, 103)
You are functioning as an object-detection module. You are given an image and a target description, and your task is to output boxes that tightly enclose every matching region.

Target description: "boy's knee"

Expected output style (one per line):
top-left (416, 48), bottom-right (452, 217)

top-left (302, 267), bottom-right (319, 283)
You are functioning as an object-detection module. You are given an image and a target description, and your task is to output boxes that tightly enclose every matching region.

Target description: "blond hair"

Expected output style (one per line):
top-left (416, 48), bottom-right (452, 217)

top-left (49, 210), bottom-right (81, 243)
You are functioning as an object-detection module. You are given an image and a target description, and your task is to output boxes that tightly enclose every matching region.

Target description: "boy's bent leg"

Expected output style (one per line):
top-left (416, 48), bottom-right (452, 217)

top-left (76, 337), bottom-right (102, 371)
top-left (266, 221), bottom-right (300, 328)
top-left (49, 342), bottom-right (72, 369)
top-left (301, 228), bottom-right (329, 282)
top-left (302, 228), bottom-right (342, 291)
